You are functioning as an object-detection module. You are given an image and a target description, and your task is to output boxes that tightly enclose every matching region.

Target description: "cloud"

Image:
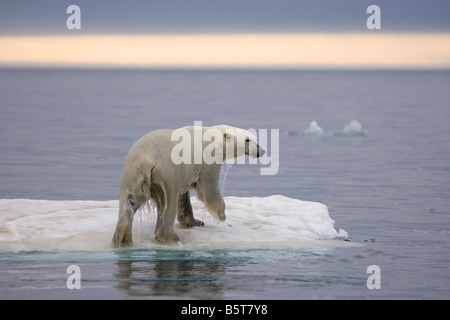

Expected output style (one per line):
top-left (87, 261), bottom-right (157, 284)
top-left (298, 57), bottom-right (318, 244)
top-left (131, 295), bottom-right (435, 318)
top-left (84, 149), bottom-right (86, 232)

top-left (1, 0), bottom-right (450, 35)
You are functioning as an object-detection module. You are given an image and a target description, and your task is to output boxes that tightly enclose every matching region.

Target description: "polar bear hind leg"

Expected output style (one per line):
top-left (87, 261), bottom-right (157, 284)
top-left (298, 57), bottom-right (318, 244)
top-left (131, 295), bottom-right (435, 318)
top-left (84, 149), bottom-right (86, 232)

top-left (112, 192), bottom-right (146, 247)
top-left (112, 161), bottom-right (153, 248)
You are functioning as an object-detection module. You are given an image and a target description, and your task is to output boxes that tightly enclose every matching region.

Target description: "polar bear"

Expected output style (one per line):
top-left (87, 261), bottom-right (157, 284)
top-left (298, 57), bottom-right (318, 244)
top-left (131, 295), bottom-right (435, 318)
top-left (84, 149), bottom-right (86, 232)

top-left (112, 124), bottom-right (265, 247)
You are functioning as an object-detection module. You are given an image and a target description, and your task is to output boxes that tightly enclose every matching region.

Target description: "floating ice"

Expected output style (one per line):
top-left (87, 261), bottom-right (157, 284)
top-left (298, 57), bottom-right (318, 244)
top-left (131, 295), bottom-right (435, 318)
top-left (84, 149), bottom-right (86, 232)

top-left (339, 120), bottom-right (367, 136)
top-left (298, 120), bottom-right (367, 137)
top-left (0, 196), bottom-right (349, 252)
top-left (303, 121), bottom-right (325, 136)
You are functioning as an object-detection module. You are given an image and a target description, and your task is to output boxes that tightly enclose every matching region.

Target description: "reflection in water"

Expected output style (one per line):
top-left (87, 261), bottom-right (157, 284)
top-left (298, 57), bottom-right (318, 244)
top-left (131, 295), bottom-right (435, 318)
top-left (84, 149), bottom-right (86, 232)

top-left (114, 250), bottom-right (228, 299)
top-left (111, 248), bottom-right (333, 299)
top-left (0, 247), bottom-right (379, 299)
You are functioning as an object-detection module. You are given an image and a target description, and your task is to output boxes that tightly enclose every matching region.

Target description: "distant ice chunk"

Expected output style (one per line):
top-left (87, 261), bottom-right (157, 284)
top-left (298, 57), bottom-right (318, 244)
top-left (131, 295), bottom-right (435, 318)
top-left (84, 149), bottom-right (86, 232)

top-left (303, 121), bottom-right (325, 136)
top-left (339, 120), bottom-right (367, 136)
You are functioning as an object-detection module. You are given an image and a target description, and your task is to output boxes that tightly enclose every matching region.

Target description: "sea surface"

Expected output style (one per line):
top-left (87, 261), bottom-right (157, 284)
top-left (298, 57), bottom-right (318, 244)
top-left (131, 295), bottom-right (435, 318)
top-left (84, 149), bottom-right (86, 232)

top-left (0, 68), bottom-right (449, 299)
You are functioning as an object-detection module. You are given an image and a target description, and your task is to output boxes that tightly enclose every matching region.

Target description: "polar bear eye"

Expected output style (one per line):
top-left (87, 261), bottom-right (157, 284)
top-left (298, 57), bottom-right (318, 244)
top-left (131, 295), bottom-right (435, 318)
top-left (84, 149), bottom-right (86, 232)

top-left (245, 138), bottom-right (250, 143)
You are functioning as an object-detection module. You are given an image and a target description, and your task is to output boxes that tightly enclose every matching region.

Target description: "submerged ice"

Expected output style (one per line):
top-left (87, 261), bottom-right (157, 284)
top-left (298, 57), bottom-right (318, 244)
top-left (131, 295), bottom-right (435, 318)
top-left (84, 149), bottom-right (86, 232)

top-left (0, 195), bottom-right (348, 251)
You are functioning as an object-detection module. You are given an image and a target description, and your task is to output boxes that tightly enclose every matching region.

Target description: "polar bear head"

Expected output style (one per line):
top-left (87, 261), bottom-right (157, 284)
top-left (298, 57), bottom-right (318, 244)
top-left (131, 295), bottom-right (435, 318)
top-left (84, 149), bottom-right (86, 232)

top-left (214, 124), bottom-right (265, 161)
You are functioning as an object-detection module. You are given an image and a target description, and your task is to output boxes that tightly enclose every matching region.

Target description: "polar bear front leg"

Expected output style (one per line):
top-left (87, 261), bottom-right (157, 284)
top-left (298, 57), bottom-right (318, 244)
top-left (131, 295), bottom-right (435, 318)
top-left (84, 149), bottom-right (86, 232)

top-left (200, 184), bottom-right (226, 222)
top-left (194, 167), bottom-right (226, 222)
top-left (177, 191), bottom-right (205, 227)
top-left (204, 196), bottom-right (226, 222)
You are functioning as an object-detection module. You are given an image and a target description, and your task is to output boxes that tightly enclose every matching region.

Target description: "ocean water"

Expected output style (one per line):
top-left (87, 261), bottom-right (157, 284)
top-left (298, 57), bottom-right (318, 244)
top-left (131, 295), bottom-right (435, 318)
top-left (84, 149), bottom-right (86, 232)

top-left (0, 68), bottom-right (449, 299)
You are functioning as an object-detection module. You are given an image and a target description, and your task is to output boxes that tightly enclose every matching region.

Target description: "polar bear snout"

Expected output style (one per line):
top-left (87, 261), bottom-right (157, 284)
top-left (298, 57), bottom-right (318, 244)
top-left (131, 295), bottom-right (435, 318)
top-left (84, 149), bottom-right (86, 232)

top-left (246, 138), bottom-right (265, 158)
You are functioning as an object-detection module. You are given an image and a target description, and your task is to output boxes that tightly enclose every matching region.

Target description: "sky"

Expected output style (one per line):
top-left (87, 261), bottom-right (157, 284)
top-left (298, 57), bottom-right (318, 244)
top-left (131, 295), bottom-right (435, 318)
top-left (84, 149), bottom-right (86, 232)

top-left (1, 0), bottom-right (450, 68)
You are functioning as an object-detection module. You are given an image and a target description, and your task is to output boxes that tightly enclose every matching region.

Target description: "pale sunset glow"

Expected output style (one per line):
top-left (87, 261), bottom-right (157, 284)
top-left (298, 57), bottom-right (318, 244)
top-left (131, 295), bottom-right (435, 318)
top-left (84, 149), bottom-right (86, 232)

top-left (1, 33), bottom-right (450, 68)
